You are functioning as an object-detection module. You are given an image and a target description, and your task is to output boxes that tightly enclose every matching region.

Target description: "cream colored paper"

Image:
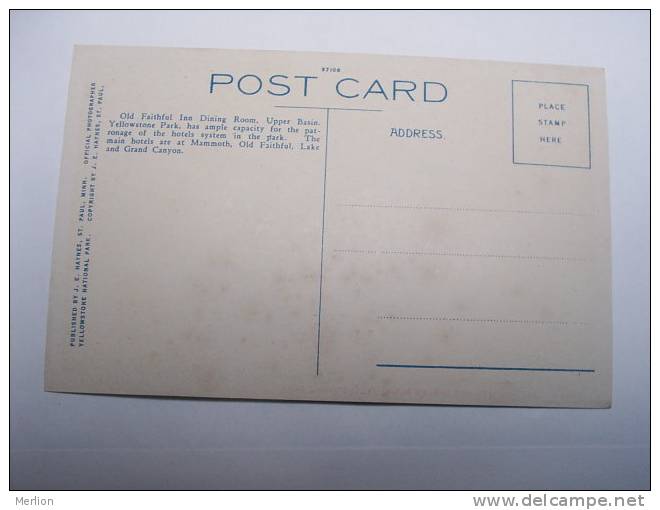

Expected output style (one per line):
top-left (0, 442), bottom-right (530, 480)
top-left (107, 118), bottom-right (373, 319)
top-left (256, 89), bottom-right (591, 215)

top-left (45, 45), bottom-right (612, 407)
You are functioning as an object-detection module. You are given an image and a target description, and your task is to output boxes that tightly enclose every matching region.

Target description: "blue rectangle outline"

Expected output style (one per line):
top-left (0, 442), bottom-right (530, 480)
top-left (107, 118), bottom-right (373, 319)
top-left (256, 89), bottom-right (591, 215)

top-left (511, 79), bottom-right (592, 170)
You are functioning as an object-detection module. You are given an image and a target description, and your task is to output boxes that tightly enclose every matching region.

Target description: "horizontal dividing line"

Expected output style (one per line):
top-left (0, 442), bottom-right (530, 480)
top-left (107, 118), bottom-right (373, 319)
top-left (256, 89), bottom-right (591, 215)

top-left (378, 316), bottom-right (589, 326)
top-left (334, 249), bottom-right (587, 262)
top-left (338, 203), bottom-right (592, 217)
top-left (335, 249), bottom-right (380, 255)
top-left (274, 105), bottom-right (383, 112)
top-left (376, 363), bottom-right (595, 373)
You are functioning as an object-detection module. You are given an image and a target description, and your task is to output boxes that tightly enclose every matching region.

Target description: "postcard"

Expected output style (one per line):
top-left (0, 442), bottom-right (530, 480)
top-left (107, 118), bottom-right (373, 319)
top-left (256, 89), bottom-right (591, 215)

top-left (44, 46), bottom-right (611, 407)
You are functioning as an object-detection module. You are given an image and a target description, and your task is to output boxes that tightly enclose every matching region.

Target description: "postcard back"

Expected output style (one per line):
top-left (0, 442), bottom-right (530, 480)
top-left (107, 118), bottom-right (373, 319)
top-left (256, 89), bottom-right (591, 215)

top-left (45, 46), bottom-right (612, 407)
